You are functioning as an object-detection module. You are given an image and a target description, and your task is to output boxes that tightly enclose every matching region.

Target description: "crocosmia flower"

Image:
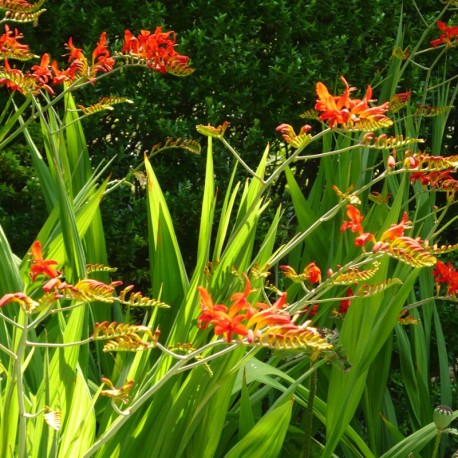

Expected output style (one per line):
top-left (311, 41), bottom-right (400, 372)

top-left (0, 24), bottom-right (33, 60)
top-left (315, 76), bottom-right (390, 129)
top-left (340, 204), bottom-right (365, 235)
top-left (197, 276), bottom-right (331, 351)
top-left (432, 261), bottom-right (458, 296)
top-left (338, 288), bottom-right (353, 314)
top-left (430, 21), bottom-right (458, 48)
top-left (280, 262), bottom-right (321, 284)
top-left (380, 212), bottom-right (411, 242)
top-left (29, 240), bottom-right (60, 283)
top-left (121, 27), bottom-right (191, 74)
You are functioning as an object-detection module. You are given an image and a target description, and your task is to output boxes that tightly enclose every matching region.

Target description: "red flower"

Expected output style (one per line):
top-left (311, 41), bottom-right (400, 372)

top-left (121, 27), bottom-right (190, 74)
top-left (0, 58), bottom-right (27, 92)
top-left (315, 76), bottom-right (353, 127)
top-left (197, 278), bottom-right (290, 343)
top-left (355, 232), bottom-right (376, 247)
top-left (315, 76), bottom-right (390, 129)
top-left (430, 21), bottom-right (458, 48)
top-left (197, 286), bottom-right (249, 342)
top-left (338, 288), bottom-right (353, 314)
top-left (91, 32), bottom-right (115, 76)
top-left (0, 24), bottom-right (32, 59)
top-left (197, 279), bottom-right (331, 350)
top-left (29, 241), bottom-right (60, 283)
top-left (31, 53), bottom-right (54, 94)
top-left (390, 91), bottom-right (411, 105)
top-left (53, 34), bottom-right (115, 83)
top-left (305, 263), bottom-right (322, 284)
top-left (380, 212), bottom-right (411, 242)
top-left (280, 262), bottom-right (321, 284)
top-left (432, 261), bottom-right (458, 296)
top-left (51, 37), bottom-right (88, 83)
top-left (340, 204), bottom-right (365, 235)
top-left (303, 304), bottom-right (319, 317)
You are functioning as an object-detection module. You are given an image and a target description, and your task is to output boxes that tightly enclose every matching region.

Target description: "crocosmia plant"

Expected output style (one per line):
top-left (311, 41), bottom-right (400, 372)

top-left (0, 0), bottom-right (457, 457)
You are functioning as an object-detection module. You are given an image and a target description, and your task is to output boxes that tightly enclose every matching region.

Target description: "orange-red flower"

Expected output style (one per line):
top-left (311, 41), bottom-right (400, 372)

top-left (197, 278), bottom-right (331, 350)
top-left (355, 232), bottom-right (376, 247)
top-left (198, 279), bottom-right (288, 341)
top-left (51, 33), bottom-right (114, 83)
top-left (0, 58), bottom-right (27, 92)
top-left (121, 27), bottom-right (190, 73)
top-left (432, 261), bottom-right (458, 296)
top-left (338, 288), bottom-right (353, 314)
top-left (340, 204), bottom-right (365, 235)
top-left (380, 212), bottom-right (412, 242)
top-left (91, 32), bottom-right (115, 75)
top-left (0, 24), bottom-right (32, 59)
top-left (280, 262), bottom-right (321, 284)
top-left (197, 286), bottom-right (249, 342)
top-left (430, 21), bottom-right (458, 48)
top-left (29, 240), bottom-right (60, 283)
top-left (315, 76), bottom-right (390, 129)
top-left (31, 53), bottom-right (54, 94)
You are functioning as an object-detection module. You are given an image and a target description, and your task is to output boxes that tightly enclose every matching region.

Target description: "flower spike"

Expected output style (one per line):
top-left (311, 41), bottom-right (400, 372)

top-left (197, 277), bottom-right (332, 353)
top-left (100, 377), bottom-right (135, 405)
top-left (315, 76), bottom-right (391, 130)
top-left (196, 121), bottom-right (230, 138)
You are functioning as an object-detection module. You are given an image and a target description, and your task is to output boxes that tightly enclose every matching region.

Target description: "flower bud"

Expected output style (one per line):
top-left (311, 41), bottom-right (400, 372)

top-left (433, 405), bottom-right (454, 430)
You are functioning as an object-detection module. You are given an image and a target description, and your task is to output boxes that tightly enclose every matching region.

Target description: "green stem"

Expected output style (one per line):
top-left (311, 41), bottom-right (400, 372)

top-left (81, 339), bottom-right (234, 457)
top-left (15, 313), bottom-right (29, 458)
top-left (432, 430), bottom-right (442, 458)
top-left (302, 361), bottom-right (318, 458)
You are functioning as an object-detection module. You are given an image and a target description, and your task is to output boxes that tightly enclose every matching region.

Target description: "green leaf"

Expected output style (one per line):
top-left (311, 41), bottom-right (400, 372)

top-left (380, 411), bottom-right (458, 458)
top-left (145, 154), bottom-right (189, 329)
top-left (224, 398), bottom-right (293, 458)
top-left (238, 369), bottom-right (256, 440)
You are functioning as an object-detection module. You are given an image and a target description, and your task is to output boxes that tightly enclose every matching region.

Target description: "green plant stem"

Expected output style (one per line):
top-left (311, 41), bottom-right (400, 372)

top-left (215, 137), bottom-right (266, 183)
top-left (403, 296), bottom-right (454, 312)
top-left (82, 340), bottom-right (235, 457)
top-left (0, 342), bottom-right (17, 360)
top-left (302, 361), bottom-right (318, 458)
top-left (432, 430), bottom-right (442, 458)
top-left (0, 312), bottom-right (24, 329)
top-left (15, 313), bottom-right (29, 458)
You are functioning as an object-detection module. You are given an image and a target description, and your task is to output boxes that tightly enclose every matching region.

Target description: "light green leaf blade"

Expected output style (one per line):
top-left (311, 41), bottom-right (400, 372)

top-left (224, 398), bottom-right (293, 458)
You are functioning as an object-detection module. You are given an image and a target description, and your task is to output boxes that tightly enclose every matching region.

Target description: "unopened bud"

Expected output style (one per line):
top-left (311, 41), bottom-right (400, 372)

top-left (433, 405), bottom-right (454, 430)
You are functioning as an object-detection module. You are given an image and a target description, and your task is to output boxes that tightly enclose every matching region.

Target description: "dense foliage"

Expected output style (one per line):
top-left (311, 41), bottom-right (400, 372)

top-left (0, 1), bottom-right (457, 456)
top-left (1, 0), bottom-right (455, 287)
